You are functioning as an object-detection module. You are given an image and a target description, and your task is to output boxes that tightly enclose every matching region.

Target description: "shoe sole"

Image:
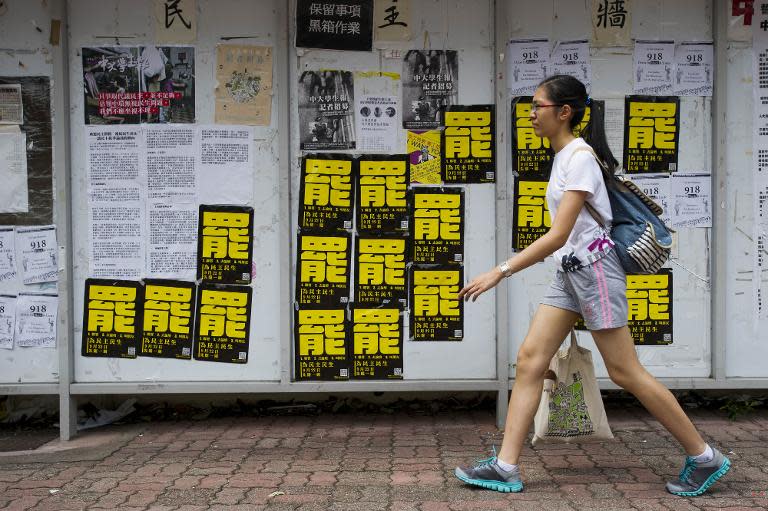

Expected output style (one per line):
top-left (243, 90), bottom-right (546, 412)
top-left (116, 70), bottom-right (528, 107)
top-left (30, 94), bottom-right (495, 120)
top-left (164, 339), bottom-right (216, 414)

top-left (455, 472), bottom-right (523, 493)
top-left (668, 457), bottom-right (731, 497)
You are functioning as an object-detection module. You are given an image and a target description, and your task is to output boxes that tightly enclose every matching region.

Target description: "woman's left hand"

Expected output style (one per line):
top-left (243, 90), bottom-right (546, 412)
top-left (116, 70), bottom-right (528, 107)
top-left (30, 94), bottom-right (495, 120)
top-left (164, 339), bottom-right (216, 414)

top-left (457, 268), bottom-right (504, 302)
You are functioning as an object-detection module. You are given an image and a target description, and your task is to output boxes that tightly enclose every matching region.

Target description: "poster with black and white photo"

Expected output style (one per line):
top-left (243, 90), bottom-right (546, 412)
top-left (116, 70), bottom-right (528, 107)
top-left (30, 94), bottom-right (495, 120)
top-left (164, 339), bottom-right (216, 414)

top-left (15, 225), bottom-right (57, 284)
top-left (670, 173), bottom-right (712, 228)
top-left (295, 0), bottom-right (373, 52)
top-left (674, 42), bottom-right (713, 96)
top-left (633, 40), bottom-right (675, 95)
top-left (506, 39), bottom-right (550, 96)
top-left (355, 95), bottom-right (399, 152)
top-left (298, 70), bottom-right (356, 150)
top-left (0, 227), bottom-right (17, 283)
top-left (15, 293), bottom-right (57, 348)
top-left (402, 50), bottom-right (458, 129)
top-left (0, 295), bottom-right (15, 350)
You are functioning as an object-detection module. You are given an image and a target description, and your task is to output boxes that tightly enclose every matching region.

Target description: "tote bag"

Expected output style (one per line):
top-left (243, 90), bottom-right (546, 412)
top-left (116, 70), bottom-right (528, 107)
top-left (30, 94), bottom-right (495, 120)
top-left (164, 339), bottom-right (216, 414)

top-left (531, 329), bottom-right (613, 445)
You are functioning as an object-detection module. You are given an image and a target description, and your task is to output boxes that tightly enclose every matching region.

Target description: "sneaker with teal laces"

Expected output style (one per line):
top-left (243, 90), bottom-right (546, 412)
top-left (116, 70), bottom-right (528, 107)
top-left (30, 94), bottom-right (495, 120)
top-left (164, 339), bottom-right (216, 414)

top-left (666, 447), bottom-right (731, 496)
top-left (454, 447), bottom-right (523, 493)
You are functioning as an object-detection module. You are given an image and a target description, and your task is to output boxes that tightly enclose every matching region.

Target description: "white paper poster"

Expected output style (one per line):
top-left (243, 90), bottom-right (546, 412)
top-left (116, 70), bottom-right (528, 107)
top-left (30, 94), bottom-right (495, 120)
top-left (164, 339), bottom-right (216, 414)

top-left (147, 201), bottom-right (198, 279)
top-left (0, 132), bottom-right (29, 213)
top-left (15, 226), bottom-right (57, 284)
top-left (89, 202), bottom-right (145, 279)
top-left (0, 84), bottom-right (23, 124)
top-left (15, 293), bottom-right (57, 348)
top-left (551, 40), bottom-right (592, 92)
top-left (0, 227), bottom-right (17, 283)
top-left (674, 42), bottom-right (714, 96)
top-left (86, 126), bottom-right (144, 204)
top-left (633, 40), bottom-right (675, 95)
top-left (0, 295), bottom-right (15, 350)
top-left (145, 125), bottom-right (197, 202)
top-left (506, 39), bottom-right (550, 96)
top-left (604, 99), bottom-right (624, 165)
top-left (630, 174), bottom-right (672, 226)
top-left (754, 4), bottom-right (768, 323)
top-left (198, 125), bottom-right (254, 205)
top-left (355, 95), bottom-right (399, 152)
top-left (669, 173), bottom-right (712, 228)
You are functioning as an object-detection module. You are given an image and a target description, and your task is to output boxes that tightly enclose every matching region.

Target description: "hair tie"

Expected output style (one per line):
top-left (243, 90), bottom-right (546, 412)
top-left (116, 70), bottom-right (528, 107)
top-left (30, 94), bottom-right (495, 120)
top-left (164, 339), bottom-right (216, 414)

top-left (585, 96), bottom-right (592, 106)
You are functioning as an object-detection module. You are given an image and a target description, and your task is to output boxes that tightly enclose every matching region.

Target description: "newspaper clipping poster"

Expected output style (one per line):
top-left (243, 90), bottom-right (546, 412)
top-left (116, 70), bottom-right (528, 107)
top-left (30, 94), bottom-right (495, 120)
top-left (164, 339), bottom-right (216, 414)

top-left (15, 293), bottom-right (57, 348)
top-left (356, 154), bottom-right (409, 234)
top-left (351, 306), bottom-right (403, 379)
top-left (147, 202), bottom-right (198, 280)
top-left (294, 307), bottom-right (350, 381)
top-left (15, 225), bottom-right (57, 284)
top-left (409, 266), bottom-right (463, 341)
top-left (355, 95), bottom-right (398, 152)
top-left (298, 70), bottom-right (356, 150)
top-left (196, 205), bottom-right (254, 285)
top-left (506, 39), bottom-right (550, 96)
top-left (295, 232), bottom-right (351, 307)
top-left (194, 284), bottom-right (252, 363)
top-left (0, 131), bottom-right (28, 213)
top-left (141, 279), bottom-right (195, 359)
top-left (442, 105), bottom-right (496, 183)
top-left (354, 236), bottom-right (408, 306)
top-left (82, 46), bottom-right (195, 124)
top-left (0, 227), bottom-right (16, 283)
top-left (81, 279), bottom-right (143, 358)
top-left (215, 45), bottom-right (273, 126)
top-left (623, 95), bottom-right (679, 174)
top-left (402, 50), bottom-right (458, 129)
top-left (199, 126), bottom-right (254, 205)
top-left (0, 295), bottom-right (15, 350)
top-left (411, 187), bottom-right (464, 265)
top-left (299, 154), bottom-right (354, 232)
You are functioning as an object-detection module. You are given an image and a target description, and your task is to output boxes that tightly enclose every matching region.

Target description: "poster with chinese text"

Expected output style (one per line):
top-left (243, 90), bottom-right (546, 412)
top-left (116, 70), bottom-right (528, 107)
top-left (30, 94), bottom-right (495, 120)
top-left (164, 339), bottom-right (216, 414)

top-left (374, 0), bottom-right (411, 41)
top-left (513, 178), bottom-right (551, 250)
top-left (409, 266), bottom-right (463, 341)
top-left (411, 187), bottom-right (464, 265)
top-left (196, 205), bottom-right (254, 285)
top-left (154, 0), bottom-right (196, 43)
top-left (674, 42), bottom-right (713, 96)
top-left (140, 279), bottom-right (195, 359)
top-left (407, 130), bottom-right (442, 184)
top-left (298, 70), bottom-right (356, 150)
top-left (623, 95), bottom-right (679, 173)
top-left (633, 40), bottom-right (675, 95)
top-left (670, 173), bottom-right (712, 228)
top-left (296, 232), bottom-right (351, 307)
top-left (194, 284), bottom-right (252, 363)
top-left (402, 50), bottom-right (458, 129)
top-left (296, 0), bottom-right (373, 51)
top-left (354, 236), bottom-right (408, 306)
top-left (15, 293), bottom-right (57, 348)
top-left (506, 39), bottom-right (550, 96)
top-left (551, 40), bottom-right (592, 92)
top-left (355, 95), bottom-right (398, 152)
top-left (82, 279), bottom-right (143, 358)
top-left (442, 105), bottom-right (496, 183)
top-left (299, 154), bottom-right (354, 231)
top-left (294, 307), bottom-right (350, 381)
top-left (351, 306), bottom-right (403, 379)
top-left (356, 154), bottom-right (409, 234)
top-left (591, 0), bottom-right (631, 48)
top-left (215, 45), bottom-right (273, 125)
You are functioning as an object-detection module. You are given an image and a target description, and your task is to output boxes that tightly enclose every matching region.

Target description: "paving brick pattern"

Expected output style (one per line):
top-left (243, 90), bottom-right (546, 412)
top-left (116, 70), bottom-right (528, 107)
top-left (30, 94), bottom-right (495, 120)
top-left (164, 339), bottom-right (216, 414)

top-left (1, 406), bottom-right (767, 510)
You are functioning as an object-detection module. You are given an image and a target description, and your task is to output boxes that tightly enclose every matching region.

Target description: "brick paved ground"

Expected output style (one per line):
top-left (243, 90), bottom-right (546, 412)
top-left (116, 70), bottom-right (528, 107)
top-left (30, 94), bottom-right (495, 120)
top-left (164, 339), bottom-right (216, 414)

top-left (0, 405), bottom-right (766, 510)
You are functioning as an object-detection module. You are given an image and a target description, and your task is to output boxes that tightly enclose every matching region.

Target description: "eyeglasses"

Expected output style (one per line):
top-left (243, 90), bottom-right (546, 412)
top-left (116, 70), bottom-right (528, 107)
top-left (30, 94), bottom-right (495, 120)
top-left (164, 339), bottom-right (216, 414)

top-left (530, 103), bottom-right (563, 113)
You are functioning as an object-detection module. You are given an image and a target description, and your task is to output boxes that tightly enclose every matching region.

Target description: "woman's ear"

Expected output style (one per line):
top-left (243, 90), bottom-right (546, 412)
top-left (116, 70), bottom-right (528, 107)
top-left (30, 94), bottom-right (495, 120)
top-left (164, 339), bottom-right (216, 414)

top-left (558, 104), bottom-right (572, 122)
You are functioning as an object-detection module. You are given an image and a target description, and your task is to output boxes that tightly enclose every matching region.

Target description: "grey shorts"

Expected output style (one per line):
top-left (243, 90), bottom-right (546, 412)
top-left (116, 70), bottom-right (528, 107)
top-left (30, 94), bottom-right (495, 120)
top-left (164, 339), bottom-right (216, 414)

top-left (540, 249), bottom-right (629, 331)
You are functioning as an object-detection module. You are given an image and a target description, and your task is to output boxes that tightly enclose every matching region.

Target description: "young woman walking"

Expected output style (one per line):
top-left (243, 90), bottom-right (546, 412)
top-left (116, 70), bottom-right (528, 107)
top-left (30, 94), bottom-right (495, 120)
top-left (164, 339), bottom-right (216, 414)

top-left (454, 75), bottom-right (731, 496)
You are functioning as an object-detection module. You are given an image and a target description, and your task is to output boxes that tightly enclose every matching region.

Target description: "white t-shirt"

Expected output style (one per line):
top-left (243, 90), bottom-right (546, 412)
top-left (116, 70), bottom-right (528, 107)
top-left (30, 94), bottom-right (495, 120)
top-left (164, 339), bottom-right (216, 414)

top-left (545, 138), bottom-right (615, 272)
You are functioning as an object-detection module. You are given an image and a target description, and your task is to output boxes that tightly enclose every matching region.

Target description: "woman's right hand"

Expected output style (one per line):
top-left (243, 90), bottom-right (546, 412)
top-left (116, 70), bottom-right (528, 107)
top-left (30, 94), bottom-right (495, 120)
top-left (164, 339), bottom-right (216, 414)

top-left (457, 268), bottom-right (504, 302)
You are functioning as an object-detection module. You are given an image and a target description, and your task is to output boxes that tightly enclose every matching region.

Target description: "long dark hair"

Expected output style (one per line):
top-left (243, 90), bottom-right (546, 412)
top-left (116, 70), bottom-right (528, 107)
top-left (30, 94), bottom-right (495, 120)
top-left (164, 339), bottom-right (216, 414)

top-left (538, 74), bottom-right (619, 174)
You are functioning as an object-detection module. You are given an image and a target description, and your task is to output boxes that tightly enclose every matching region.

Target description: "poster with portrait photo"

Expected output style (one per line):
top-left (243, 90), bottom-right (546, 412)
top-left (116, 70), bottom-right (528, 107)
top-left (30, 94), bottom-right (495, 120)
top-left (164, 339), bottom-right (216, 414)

top-left (402, 50), bottom-right (458, 129)
top-left (298, 70), bottom-right (356, 150)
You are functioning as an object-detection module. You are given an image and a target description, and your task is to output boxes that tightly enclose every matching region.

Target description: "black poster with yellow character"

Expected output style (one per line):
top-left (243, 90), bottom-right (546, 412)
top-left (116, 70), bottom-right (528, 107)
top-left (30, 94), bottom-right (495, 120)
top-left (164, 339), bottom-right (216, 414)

top-left (197, 205), bottom-right (254, 285)
top-left (82, 279), bottom-right (143, 358)
top-left (575, 269), bottom-right (673, 345)
top-left (623, 95), bottom-right (679, 174)
top-left (294, 307), bottom-right (350, 381)
top-left (299, 154), bottom-right (355, 231)
top-left (441, 105), bottom-right (496, 183)
top-left (194, 284), bottom-right (252, 363)
top-left (354, 236), bottom-right (408, 306)
top-left (409, 266), bottom-right (463, 341)
top-left (140, 279), bottom-right (196, 359)
top-left (356, 154), bottom-right (410, 235)
top-left (411, 187), bottom-right (464, 265)
top-left (296, 232), bottom-right (351, 306)
top-left (512, 177), bottom-right (551, 250)
top-left (511, 97), bottom-right (598, 178)
top-left (351, 306), bottom-right (403, 379)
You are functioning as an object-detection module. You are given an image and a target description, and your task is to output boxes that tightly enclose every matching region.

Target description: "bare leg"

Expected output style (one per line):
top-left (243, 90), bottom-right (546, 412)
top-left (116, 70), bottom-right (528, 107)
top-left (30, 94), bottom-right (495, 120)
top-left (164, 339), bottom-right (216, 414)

top-left (497, 304), bottom-right (580, 464)
top-left (591, 326), bottom-right (706, 456)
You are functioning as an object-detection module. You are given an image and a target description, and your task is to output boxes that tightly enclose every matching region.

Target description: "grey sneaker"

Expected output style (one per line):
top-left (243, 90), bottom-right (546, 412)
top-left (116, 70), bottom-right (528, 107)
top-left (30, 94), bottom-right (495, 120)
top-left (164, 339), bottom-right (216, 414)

top-left (666, 447), bottom-right (731, 496)
top-left (454, 447), bottom-right (523, 493)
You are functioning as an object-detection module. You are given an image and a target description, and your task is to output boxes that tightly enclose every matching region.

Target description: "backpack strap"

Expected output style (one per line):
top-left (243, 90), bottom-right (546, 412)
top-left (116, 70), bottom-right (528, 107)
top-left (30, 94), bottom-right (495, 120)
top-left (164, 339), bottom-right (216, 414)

top-left (566, 146), bottom-right (609, 228)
